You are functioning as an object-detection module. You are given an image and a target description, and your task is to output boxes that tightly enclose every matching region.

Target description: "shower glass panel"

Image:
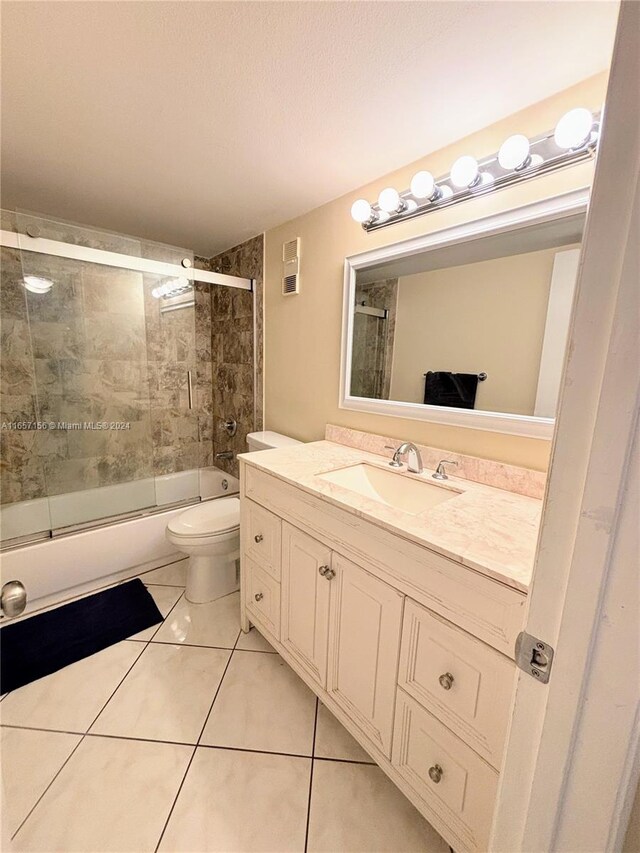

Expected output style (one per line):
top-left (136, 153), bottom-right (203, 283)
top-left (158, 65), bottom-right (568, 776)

top-left (0, 210), bottom-right (53, 539)
top-left (0, 210), bottom-right (199, 542)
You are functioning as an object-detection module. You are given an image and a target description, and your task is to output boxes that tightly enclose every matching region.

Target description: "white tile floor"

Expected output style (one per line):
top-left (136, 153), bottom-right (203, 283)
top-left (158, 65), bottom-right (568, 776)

top-left (1, 558), bottom-right (450, 853)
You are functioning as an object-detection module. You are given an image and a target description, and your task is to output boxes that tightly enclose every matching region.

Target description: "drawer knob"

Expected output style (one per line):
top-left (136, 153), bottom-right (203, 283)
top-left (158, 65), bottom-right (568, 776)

top-left (428, 764), bottom-right (443, 784)
top-left (254, 534), bottom-right (264, 543)
top-left (438, 672), bottom-right (454, 690)
top-left (254, 592), bottom-right (264, 602)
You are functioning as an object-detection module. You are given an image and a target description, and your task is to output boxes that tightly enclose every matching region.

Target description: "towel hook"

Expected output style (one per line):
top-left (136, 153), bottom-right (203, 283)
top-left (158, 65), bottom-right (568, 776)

top-left (478, 372), bottom-right (487, 381)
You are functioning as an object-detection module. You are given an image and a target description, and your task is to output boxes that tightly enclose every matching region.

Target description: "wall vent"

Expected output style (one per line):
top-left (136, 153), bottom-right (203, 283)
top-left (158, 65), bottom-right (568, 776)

top-left (282, 238), bottom-right (300, 295)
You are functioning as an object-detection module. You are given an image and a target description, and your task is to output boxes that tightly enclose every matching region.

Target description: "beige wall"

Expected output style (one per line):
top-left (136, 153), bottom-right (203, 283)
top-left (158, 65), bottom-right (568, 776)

top-left (389, 247), bottom-right (561, 415)
top-left (263, 73), bottom-right (607, 471)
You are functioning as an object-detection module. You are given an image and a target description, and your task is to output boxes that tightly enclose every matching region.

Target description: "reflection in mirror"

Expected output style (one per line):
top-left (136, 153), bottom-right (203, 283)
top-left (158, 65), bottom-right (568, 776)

top-left (349, 213), bottom-right (584, 419)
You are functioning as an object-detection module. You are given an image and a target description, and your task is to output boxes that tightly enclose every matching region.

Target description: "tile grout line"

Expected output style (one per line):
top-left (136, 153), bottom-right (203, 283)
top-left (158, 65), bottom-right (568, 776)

top-left (1, 724), bottom-right (373, 764)
top-left (143, 588), bottom-right (185, 643)
top-left (10, 728), bottom-right (86, 840)
top-left (304, 697), bottom-right (319, 853)
top-left (152, 630), bottom-right (239, 853)
top-left (85, 588), bottom-right (190, 734)
top-left (11, 635), bottom-right (151, 840)
top-left (9, 587), bottom-right (187, 842)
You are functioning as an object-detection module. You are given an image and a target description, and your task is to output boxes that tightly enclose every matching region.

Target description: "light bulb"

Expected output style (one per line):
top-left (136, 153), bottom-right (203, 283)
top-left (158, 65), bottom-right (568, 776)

top-left (450, 155), bottom-right (479, 188)
top-left (410, 171), bottom-right (435, 199)
top-left (498, 134), bottom-right (531, 170)
top-left (152, 277), bottom-right (191, 299)
top-left (378, 187), bottom-right (401, 213)
top-left (351, 199), bottom-right (372, 223)
top-left (22, 275), bottom-right (53, 294)
top-left (554, 108), bottom-right (593, 150)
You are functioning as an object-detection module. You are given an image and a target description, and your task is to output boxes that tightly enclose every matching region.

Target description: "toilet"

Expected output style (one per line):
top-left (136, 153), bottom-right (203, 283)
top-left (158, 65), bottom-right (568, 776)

top-left (166, 431), bottom-right (301, 603)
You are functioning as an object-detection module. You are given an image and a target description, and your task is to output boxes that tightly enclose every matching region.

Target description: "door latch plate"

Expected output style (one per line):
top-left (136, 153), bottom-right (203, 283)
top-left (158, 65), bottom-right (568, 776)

top-left (515, 631), bottom-right (555, 683)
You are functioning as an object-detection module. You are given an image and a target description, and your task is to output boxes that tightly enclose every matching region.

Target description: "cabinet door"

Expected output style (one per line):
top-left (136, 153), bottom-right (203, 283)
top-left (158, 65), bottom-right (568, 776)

top-left (281, 522), bottom-right (332, 688)
top-left (327, 554), bottom-right (404, 758)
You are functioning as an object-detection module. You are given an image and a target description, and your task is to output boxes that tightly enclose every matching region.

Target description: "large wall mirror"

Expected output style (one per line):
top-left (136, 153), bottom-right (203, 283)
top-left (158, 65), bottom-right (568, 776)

top-left (340, 190), bottom-right (588, 438)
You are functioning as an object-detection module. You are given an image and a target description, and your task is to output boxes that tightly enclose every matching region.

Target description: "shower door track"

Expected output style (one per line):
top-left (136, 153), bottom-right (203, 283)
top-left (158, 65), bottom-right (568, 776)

top-left (0, 494), bottom-right (211, 552)
top-left (0, 230), bottom-right (253, 291)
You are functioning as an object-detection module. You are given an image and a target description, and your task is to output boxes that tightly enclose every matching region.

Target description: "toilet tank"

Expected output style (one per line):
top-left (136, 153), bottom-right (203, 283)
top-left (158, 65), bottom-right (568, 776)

top-left (246, 431), bottom-right (302, 452)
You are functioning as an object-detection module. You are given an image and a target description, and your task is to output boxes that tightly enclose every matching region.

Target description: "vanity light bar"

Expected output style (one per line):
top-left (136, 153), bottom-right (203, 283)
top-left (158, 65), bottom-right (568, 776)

top-left (352, 108), bottom-right (601, 232)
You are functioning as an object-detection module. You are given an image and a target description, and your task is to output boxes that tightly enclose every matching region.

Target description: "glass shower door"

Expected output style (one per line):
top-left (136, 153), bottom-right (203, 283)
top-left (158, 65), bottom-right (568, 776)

top-left (0, 212), bottom-right (53, 541)
top-left (142, 262), bottom-right (202, 506)
top-left (0, 210), bottom-right (204, 542)
top-left (17, 221), bottom-right (158, 531)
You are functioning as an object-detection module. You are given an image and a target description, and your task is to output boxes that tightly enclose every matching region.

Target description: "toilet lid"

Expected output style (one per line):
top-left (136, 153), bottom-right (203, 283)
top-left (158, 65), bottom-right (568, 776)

top-left (168, 497), bottom-right (240, 537)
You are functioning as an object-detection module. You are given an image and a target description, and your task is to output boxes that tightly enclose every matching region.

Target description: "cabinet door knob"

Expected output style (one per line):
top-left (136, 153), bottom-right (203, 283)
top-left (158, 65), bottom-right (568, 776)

top-left (254, 592), bottom-right (264, 602)
top-left (319, 565), bottom-right (329, 576)
top-left (324, 567), bottom-right (336, 580)
top-left (428, 764), bottom-right (443, 784)
top-left (438, 672), bottom-right (454, 690)
top-left (254, 534), bottom-right (264, 543)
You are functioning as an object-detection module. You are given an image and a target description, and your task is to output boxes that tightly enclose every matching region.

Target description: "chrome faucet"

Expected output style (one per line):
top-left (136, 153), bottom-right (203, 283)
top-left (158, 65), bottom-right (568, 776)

top-left (433, 459), bottom-right (458, 480)
top-left (385, 442), bottom-right (424, 474)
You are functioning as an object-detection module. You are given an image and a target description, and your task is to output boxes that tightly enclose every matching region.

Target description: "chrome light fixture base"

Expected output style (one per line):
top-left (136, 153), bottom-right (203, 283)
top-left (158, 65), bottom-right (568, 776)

top-left (358, 112), bottom-right (600, 233)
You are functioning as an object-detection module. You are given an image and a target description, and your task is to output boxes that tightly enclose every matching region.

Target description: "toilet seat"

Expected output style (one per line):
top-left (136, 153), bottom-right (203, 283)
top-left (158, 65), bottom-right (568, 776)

top-left (167, 497), bottom-right (240, 539)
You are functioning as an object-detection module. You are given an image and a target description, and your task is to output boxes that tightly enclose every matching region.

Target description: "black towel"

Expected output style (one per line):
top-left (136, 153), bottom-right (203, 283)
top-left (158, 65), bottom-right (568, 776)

top-left (424, 371), bottom-right (479, 409)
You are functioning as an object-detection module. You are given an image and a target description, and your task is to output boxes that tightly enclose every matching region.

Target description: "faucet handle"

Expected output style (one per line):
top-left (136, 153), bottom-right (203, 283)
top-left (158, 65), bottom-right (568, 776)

top-left (433, 459), bottom-right (458, 480)
top-left (384, 445), bottom-right (403, 468)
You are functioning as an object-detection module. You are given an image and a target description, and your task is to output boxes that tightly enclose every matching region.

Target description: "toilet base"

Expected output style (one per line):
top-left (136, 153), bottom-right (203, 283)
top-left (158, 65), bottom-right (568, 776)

top-left (185, 553), bottom-right (240, 604)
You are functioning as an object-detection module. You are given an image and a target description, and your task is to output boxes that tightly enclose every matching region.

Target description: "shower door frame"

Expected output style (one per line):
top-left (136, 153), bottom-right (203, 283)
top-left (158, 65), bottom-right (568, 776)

top-left (0, 230), bottom-right (253, 291)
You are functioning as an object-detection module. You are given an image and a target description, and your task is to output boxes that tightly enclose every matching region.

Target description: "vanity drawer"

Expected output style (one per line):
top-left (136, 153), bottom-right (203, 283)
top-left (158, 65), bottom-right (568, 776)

top-left (399, 600), bottom-right (515, 769)
top-left (244, 556), bottom-right (281, 638)
top-left (392, 689), bottom-right (499, 853)
top-left (241, 499), bottom-right (282, 580)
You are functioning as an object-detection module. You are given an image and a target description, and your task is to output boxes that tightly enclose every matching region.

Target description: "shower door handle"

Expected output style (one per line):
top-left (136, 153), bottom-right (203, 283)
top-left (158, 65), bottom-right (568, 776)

top-left (187, 370), bottom-right (193, 410)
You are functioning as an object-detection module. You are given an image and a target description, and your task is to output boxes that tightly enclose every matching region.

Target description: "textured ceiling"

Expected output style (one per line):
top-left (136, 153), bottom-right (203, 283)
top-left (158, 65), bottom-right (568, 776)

top-left (1, 1), bottom-right (618, 255)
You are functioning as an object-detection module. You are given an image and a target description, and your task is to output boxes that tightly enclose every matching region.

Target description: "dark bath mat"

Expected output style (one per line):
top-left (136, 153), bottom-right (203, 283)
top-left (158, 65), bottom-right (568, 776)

top-left (1, 579), bottom-right (162, 694)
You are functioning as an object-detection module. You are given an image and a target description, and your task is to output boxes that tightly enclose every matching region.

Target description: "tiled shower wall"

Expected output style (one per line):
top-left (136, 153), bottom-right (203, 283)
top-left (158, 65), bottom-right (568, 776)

top-left (0, 248), bottom-right (156, 504)
top-left (197, 233), bottom-right (264, 479)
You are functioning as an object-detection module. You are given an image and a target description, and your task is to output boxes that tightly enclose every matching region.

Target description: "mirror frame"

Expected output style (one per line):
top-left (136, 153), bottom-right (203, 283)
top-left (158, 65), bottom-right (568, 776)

top-left (340, 188), bottom-right (590, 439)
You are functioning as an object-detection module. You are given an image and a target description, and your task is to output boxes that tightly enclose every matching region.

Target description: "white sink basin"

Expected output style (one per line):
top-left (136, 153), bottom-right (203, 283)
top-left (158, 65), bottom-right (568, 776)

top-left (317, 463), bottom-right (460, 515)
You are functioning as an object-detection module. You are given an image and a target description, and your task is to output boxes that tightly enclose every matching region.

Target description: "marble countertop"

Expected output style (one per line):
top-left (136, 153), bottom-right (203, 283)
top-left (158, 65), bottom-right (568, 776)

top-left (239, 441), bottom-right (542, 594)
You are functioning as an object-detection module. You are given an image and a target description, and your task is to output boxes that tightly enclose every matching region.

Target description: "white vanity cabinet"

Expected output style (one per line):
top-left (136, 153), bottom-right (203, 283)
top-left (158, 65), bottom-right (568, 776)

top-left (240, 463), bottom-right (524, 853)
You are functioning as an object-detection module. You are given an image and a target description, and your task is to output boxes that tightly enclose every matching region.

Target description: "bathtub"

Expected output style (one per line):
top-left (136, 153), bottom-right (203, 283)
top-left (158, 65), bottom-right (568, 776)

top-left (0, 466), bottom-right (239, 614)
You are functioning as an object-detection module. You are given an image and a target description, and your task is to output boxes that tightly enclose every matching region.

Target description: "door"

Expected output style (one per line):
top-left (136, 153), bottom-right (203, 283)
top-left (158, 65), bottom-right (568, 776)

top-left (491, 4), bottom-right (640, 850)
top-left (327, 554), bottom-right (404, 758)
top-left (280, 522), bottom-right (332, 688)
